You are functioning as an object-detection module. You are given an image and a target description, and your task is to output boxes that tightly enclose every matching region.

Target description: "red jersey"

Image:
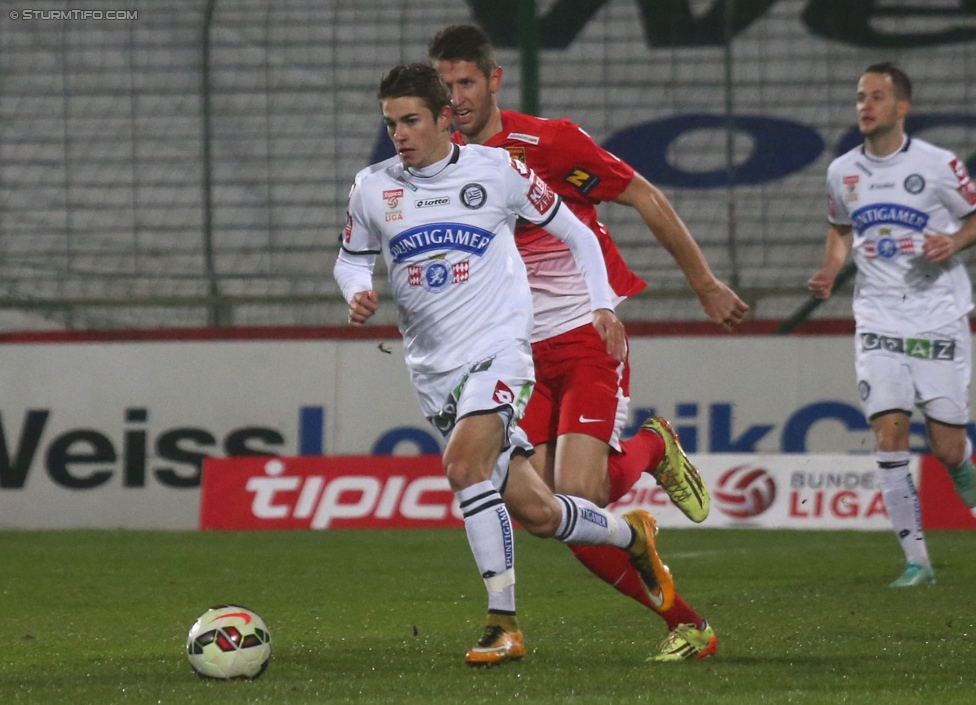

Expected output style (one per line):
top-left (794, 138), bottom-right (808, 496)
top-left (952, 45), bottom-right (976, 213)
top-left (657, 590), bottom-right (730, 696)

top-left (453, 110), bottom-right (646, 341)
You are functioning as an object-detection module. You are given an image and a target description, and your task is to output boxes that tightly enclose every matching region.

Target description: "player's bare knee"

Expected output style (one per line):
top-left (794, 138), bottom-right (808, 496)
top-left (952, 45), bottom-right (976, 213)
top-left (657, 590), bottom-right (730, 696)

top-left (443, 458), bottom-right (487, 492)
top-left (933, 444), bottom-right (966, 470)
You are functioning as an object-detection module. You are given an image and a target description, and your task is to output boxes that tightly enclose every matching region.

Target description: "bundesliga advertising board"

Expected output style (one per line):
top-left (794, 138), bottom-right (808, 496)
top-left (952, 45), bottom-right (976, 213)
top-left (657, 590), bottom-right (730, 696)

top-left (1, 337), bottom-right (974, 531)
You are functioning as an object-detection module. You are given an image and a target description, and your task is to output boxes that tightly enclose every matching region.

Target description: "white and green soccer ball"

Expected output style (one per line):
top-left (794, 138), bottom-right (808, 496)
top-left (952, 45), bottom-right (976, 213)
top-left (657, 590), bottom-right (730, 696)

top-left (186, 604), bottom-right (272, 680)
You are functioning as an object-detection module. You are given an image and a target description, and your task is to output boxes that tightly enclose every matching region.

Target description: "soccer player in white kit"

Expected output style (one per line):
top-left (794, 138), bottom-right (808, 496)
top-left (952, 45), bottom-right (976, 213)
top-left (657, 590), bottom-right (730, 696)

top-left (333, 64), bottom-right (676, 666)
top-left (809, 63), bottom-right (976, 587)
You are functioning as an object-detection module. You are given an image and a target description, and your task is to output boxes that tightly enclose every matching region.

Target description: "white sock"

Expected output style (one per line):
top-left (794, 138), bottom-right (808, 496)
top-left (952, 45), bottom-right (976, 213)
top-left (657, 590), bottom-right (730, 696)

top-left (553, 494), bottom-right (633, 549)
top-left (878, 452), bottom-right (930, 567)
top-left (456, 481), bottom-right (516, 614)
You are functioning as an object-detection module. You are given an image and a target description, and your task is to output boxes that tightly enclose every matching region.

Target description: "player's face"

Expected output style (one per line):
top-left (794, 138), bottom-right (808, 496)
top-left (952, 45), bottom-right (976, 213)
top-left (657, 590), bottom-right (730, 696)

top-left (856, 72), bottom-right (907, 138)
top-left (433, 59), bottom-right (501, 144)
top-left (382, 97), bottom-right (452, 169)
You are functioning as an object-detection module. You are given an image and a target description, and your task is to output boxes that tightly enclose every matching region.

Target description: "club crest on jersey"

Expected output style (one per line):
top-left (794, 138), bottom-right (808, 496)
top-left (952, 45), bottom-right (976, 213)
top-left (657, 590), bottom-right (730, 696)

top-left (505, 146), bottom-right (526, 162)
top-left (903, 174), bottom-right (925, 194)
top-left (343, 211), bottom-right (353, 243)
top-left (460, 183), bottom-right (487, 209)
top-left (843, 174), bottom-right (859, 203)
top-left (390, 222), bottom-right (496, 262)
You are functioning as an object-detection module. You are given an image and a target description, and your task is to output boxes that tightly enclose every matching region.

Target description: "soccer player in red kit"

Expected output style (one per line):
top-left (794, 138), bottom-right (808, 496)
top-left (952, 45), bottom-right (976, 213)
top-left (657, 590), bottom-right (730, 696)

top-left (430, 24), bottom-right (749, 661)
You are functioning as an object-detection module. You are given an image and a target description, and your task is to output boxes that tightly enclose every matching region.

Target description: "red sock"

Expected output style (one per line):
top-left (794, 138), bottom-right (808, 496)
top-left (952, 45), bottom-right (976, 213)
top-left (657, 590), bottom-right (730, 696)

top-left (606, 429), bottom-right (665, 503)
top-left (569, 544), bottom-right (704, 630)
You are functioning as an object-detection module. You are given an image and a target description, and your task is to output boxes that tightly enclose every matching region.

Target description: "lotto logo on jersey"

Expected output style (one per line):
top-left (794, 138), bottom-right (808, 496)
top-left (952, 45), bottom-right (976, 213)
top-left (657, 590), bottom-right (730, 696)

top-left (528, 175), bottom-right (556, 214)
top-left (492, 380), bottom-right (514, 405)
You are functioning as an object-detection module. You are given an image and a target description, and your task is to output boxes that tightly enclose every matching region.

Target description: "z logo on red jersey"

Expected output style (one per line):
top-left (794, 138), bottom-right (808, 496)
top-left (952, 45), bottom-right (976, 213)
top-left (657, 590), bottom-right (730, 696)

top-left (564, 167), bottom-right (601, 196)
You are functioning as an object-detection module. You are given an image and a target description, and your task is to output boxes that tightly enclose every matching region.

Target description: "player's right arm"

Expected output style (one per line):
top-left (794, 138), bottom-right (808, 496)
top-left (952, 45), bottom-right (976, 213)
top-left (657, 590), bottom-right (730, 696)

top-left (615, 173), bottom-right (748, 330)
top-left (808, 224), bottom-right (853, 300)
top-left (333, 178), bottom-right (382, 326)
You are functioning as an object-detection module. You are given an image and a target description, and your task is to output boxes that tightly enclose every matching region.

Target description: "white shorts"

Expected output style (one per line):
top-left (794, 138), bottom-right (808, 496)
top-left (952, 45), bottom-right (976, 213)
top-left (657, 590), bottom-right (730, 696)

top-left (410, 341), bottom-right (536, 489)
top-left (855, 318), bottom-right (972, 426)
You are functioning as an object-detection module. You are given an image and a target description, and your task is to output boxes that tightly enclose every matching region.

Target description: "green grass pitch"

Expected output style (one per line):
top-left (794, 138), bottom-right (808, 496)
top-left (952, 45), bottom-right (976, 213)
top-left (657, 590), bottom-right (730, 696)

top-left (1, 528), bottom-right (974, 704)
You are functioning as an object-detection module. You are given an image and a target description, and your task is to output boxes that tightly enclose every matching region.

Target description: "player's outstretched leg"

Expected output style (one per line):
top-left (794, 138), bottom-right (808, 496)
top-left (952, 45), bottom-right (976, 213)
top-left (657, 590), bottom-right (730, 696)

top-left (465, 614), bottom-right (526, 667)
top-left (652, 622), bottom-right (719, 661)
top-left (621, 510), bottom-right (675, 612)
top-left (642, 417), bottom-right (710, 522)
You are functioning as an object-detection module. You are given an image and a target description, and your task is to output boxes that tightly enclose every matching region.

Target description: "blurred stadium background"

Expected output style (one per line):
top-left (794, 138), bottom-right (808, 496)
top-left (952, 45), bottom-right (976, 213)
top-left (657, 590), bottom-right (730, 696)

top-left (2, 0), bottom-right (975, 331)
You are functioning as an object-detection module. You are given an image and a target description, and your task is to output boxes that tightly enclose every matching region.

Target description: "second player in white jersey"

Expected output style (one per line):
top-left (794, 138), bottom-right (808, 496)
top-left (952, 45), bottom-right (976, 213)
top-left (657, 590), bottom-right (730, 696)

top-left (336, 142), bottom-right (615, 375)
top-left (810, 63), bottom-right (976, 590)
top-left (827, 136), bottom-right (976, 335)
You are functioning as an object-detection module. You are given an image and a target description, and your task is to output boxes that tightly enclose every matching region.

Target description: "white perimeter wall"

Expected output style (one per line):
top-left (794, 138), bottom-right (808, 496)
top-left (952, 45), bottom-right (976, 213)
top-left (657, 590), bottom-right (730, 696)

top-left (0, 335), bottom-right (940, 529)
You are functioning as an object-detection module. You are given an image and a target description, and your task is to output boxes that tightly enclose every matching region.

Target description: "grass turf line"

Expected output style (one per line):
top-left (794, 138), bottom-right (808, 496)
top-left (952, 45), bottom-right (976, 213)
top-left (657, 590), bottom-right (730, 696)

top-left (1, 528), bottom-right (974, 704)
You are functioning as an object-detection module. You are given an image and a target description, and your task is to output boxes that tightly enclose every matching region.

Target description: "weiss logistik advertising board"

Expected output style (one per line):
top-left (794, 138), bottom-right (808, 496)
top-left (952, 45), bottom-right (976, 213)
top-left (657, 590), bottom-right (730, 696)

top-left (1, 336), bottom-right (975, 530)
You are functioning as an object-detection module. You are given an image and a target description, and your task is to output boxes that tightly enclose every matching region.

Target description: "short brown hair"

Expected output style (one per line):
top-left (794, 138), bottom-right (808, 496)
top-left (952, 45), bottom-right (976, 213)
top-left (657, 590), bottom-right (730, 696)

top-left (377, 64), bottom-right (451, 119)
top-left (864, 62), bottom-right (912, 101)
top-left (428, 24), bottom-right (497, 78)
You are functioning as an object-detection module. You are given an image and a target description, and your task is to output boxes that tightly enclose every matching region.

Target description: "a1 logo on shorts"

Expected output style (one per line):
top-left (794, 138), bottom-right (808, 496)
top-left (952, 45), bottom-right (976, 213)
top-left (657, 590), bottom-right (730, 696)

top-left (492, 380), bottom-right (514, 405)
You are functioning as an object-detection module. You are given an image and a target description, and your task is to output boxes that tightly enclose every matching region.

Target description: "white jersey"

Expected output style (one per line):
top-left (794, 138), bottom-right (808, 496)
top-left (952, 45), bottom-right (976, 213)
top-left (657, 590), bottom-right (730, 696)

top-left (827, 136), bottom-right (976, 334)
top-left (335, 143), bottom-right (615, 375)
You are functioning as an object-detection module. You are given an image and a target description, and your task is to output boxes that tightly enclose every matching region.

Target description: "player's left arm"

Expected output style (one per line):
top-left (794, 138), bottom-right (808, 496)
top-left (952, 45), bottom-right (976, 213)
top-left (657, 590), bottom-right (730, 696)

top-left (614, 173), bottom-right (749, 331)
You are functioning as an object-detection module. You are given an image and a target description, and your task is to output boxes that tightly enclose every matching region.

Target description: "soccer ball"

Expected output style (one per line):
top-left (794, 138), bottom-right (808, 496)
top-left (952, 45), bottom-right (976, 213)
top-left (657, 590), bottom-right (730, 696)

top-left (186, 604), bottom-right (272, 680)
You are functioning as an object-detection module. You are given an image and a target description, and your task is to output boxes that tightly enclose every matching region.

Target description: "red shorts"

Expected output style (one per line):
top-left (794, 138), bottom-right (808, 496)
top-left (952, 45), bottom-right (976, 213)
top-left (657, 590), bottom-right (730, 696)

top-left (520, 324), bottom-right (630, 449)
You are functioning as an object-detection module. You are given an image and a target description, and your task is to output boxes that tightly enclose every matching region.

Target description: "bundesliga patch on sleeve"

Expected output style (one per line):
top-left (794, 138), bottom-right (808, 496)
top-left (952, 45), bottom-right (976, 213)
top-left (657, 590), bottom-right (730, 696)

top-left (564, 167), bottom-right (601, 196)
